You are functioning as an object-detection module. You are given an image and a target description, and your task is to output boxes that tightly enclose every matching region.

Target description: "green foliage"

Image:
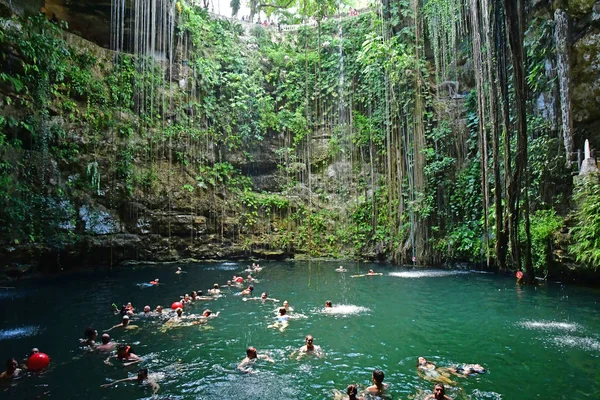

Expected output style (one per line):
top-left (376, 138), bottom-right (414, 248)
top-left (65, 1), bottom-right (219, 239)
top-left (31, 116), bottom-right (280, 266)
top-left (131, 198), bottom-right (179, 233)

top-left (570, 175), bottom-right (600, 269)
top-left (528, 209), bottom-right (563, 271)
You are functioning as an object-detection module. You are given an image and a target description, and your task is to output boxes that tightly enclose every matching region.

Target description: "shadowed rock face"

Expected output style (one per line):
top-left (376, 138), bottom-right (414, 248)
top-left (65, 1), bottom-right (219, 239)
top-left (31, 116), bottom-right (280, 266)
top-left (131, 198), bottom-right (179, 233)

top-left (0, 0), bottom-right (113, 47)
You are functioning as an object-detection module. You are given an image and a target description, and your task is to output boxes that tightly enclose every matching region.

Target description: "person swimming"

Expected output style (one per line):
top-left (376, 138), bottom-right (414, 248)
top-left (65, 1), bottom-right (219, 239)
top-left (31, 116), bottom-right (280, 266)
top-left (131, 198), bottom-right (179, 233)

top-left (101, 367), bottom-right (160, 394)
top-left (175, 267), bottom-right (186, 274)
top-left (82, 327), bottom-right (98, 347)
top-left (366, 369), bottom-right (389, 394)
top-left (96, 334), bottom-right (117, 352)
top-left (244, 292), bottom-right (279, 302)
top-left (296, 335), bottom-right (324, 359)
top-left (417, 357), bottom-right (456, 385)
top-left (105, 316), bottom-right (139, 332)
top-left (449, 363), bottom-right (486, 376)
top-left (335, 266), bottom-right (347, 272)
top-left (208, 284), bottom-right (221, 295)
top-left (240, 285), bottom-right (254, 296)
top-left (424, 383), bottom-right (453, 400)
top-left (325, 300), bottom-right (333, 308)
top-left (268, 307), bottom-right (289, 332)
top-left (105, 344), bottom-right (141, 367)
top-left (237, 346), bottom-right (274, 372)
top-left (0, 358), bottom-right (21, 380)
top-left (351, 269), bottom-right (383, 278)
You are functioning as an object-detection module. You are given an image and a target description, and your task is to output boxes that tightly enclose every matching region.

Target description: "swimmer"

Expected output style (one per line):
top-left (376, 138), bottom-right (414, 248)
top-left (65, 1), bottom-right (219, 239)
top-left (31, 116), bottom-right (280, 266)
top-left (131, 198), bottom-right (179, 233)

top-left (101, 367), bottom-right (160, 394)
top-left (346, 384), bottom-right (364, 400)
top-left (240, 285), bottom-right (254, 296)
top-left (325, 300), bottom-right (333, 308)
top-left (208, 284), bottom-right (221, 295)
top-left (175, 267), bottom-right (186, 274)
top-left (335, 266), bottom-right (347, 272)
top-left (149, 278), bottom-right (159, 285)
top-left (105, 344), bottom-right (141, 367)
top-left (155, 305), bottom-right (163, 314)
top-left (417, 357), bottom-right (456, 385)
top-left (252, 263), bottom-right (262, 272)
top-left (237, 346), bottom-right (274, 371)
top-left (424, 383), bottom-right (453, 400)
top-left (296, 335), bottom-right (324, 359)
top-left (21, 348), bottom-right (39, 368)
top-left (202, 309), bottom-right (220, 319)
top-left (125, 302), bottom-right (135, 312)
top-left (143, 306), bottom-right (151, 314)
top-left (268, 307), bottom-right (289, 332)
top-left (282, 300), bottom-right (294, 312)
top-left (244, 292), bottom-right (279, 302)
top-left (181, 294), bottom-right (191, 304)
top-left (366, 369), bottom-right (389, 394)
top-left (232, 275), bottom-right (244, 284)
top-left (448, 363), bottom-right (486, 377)
top-left (351, 269), bottom-right (383, 278)
top-left (96, 334), bottom-right (117, 352)
top-left (105, 315), bottom-right (139, 332)
top-left (221, 280), bottom-right (233, 288)
top-left (0, 358), bottom-right (21, 380)
top-left (81, 327), bottom-right (98, 347)
top-left (246, 274), bottom-right (259, 283)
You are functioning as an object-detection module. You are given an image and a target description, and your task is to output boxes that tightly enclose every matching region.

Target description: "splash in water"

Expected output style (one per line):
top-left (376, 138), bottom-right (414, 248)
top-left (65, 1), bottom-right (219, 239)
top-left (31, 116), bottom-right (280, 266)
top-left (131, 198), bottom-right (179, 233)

top-left (552, 335), bottom-right (600, 351)
top-left (519, 320), bottom-right (580, 332)
top-left (389, 270), bottom-right (469, 278)
top-left (0, 325), bottom-right (41, 340)
top-left (323, 305), bottom-right (370, 315)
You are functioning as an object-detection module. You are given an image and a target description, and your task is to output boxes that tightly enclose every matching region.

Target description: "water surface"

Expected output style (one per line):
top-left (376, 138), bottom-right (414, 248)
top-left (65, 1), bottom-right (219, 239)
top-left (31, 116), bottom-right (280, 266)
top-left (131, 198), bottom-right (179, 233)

top-left (0, 261), bottom-right (598, 399)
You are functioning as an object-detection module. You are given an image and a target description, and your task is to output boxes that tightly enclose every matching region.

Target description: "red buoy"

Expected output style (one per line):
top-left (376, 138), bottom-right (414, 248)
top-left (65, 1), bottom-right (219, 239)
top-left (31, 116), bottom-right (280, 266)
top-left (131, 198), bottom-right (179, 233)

top-left (171, 301), bottom-right (183, 310)
top-left (27, 353), bottom-right (50, 371)
top-left (516, 271), bottom-right (523, 279)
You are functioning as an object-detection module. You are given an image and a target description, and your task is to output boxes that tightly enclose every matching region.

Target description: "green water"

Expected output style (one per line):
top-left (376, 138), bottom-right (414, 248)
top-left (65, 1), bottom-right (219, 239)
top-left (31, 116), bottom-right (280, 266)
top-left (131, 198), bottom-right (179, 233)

top-left (0, 261), bottom-right (599, 399)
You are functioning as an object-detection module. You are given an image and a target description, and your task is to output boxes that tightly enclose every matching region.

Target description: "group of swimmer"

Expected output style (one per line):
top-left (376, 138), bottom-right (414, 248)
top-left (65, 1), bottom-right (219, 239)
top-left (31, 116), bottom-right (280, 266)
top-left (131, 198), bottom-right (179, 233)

top-left (2, 263), bottom-right (487, 399)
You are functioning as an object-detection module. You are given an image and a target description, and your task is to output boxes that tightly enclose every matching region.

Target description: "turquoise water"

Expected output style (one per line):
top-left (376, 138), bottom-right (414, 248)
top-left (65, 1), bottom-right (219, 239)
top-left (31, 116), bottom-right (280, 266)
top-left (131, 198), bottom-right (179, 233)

top-left (0, 261), bottom-right (599, 399)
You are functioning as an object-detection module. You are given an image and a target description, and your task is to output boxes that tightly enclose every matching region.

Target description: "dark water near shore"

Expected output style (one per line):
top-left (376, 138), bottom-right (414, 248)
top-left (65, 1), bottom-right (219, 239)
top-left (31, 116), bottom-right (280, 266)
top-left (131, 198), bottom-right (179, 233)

top-left (0, 261), bottom-right (599, 399)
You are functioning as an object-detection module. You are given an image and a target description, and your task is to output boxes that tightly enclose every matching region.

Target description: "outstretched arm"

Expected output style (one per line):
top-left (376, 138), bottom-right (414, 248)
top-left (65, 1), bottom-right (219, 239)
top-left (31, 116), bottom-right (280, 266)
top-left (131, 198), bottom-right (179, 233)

top-left (101, 377), bottom-right (135, 387)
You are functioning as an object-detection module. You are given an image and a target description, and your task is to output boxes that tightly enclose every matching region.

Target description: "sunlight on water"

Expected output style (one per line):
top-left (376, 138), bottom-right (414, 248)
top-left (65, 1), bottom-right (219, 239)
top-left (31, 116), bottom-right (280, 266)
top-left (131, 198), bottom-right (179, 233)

top-left (518, 320), bottom-right (580, 332)
top-left (322, 305), bottom-right (370, 315)
top-left (0, 325), bottom-right (41, 340)
top-left (388, 270), bottom-right (470, 278)
top-left (552, 335), bottom-right (600, 351)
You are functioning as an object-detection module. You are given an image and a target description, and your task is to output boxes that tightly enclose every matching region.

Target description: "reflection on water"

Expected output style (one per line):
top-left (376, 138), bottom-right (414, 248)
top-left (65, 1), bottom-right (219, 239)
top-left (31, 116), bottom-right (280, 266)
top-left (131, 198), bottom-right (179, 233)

top-left (388, 270), bottom-right (470, 278)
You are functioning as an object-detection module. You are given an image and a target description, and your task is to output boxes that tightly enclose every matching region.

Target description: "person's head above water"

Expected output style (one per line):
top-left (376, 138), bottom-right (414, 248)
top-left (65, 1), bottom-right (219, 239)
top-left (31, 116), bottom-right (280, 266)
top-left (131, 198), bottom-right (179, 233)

top-left (30, 348), bottom-right (39, 356)
top-left (155, 305), bottom-right (163, 313)
top-left (176, 308), bottom-right (183, 316)
top-left (305, 335), bottom-right (314, 347)
top-left (433, 383), bottom-right (446, 399)
top-left (6, 358), bottom-right (18, 373)
top-left (368, 269), bottom-right (375, 274)
top-left (84, 327), bottom-right (97, 340)
top-left (117, 344), bottom-right (131, 357)
top-left (325, 300), bottom-right (332, 308)
top-left (261, 292), bottom-right (267, 299)
top-left (213, 283), bottom-right (219, 289)
top-left (144, 306), bottom-right (151, 313)
top-left (246, 346), bottom-right (258, 359)
top-left (372, 369), bottom-right (385, 385)
top-left (101, 333), bottom-right (111, 344)
top-left (347, 384), bottom-right (358, 396)
top-left (203, 309), bottom-right (212, 317)
top-left (417, 357), bottom-right (429, 366)
top-left (279, 307), bottom-right (287, 315)
top-left (137, 368), bottom-right (148, 381)
top-left (122, 315), bottom-right (130, 325)
top-left (283, 300), bottom-right (289, 307)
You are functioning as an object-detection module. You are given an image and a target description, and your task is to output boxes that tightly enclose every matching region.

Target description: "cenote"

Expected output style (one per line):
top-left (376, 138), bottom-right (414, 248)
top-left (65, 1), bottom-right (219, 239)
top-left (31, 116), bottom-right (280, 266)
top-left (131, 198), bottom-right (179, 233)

top-left (0, 261), bottom-right (599, 399)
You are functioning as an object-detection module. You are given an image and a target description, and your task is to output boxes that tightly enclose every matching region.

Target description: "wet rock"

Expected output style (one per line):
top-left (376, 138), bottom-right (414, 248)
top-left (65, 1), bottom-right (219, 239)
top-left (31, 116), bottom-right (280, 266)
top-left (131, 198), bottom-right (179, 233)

top-left (571, 31), bottom-right (600, 123)
top-left (568, 0), bottom-right (597, 17)
top-left (79, 204), bottom-right (121, 235)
